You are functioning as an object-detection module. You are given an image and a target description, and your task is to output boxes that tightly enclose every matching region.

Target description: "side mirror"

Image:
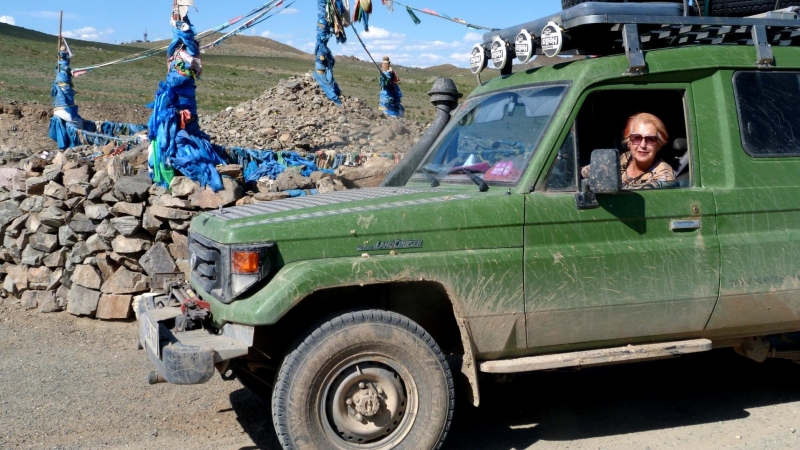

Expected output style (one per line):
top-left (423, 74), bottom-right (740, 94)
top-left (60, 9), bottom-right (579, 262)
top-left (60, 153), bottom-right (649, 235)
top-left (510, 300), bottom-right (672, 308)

top-left (588, 148), bottom-right (622, 194)
top-left (575, 149), bottom-right (621, 210)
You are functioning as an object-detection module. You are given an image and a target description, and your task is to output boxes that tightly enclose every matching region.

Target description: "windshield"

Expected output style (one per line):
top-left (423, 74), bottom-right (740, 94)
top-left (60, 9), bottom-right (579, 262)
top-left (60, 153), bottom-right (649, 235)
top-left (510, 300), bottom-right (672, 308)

top-left (410, 84), bottom-right (567, 187)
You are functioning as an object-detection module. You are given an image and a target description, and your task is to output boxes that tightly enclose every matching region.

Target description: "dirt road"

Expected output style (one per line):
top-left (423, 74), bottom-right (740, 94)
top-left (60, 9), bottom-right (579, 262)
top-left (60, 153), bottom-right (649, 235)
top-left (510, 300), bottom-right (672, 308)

top-left (2, 303), bottom-right (800, 450)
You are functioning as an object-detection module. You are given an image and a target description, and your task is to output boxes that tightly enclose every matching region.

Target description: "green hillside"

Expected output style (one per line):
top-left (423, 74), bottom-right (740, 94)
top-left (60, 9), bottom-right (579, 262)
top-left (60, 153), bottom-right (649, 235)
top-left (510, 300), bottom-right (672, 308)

top-left (0, 23), bottom-right (498, 121)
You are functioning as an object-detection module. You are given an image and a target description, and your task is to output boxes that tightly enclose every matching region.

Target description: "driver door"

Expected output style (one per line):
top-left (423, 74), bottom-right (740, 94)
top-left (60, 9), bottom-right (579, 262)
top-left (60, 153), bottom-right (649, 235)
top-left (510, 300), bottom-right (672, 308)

top-left (523, 88), bottom-right (720, 351)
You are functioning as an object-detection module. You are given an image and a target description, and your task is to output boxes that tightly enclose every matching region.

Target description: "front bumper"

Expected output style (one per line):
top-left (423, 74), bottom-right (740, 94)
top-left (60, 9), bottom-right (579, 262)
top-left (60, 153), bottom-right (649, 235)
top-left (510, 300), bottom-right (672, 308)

top-left (136, 294), bottom-right (251, 385)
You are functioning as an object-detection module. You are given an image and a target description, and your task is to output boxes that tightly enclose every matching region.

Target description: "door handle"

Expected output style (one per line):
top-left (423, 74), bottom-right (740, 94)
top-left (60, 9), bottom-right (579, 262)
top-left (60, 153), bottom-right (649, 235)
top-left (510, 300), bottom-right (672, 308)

top-left (670, 219), bottom-right (700, 231)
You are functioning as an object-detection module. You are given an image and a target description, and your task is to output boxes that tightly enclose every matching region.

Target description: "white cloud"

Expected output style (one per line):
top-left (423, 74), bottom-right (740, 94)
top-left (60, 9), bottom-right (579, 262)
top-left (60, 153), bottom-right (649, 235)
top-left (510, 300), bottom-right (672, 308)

top-left (260, 30), bottom-right (291, 40)
top-left (0, 16), bottom-right (15, 25)
top-left (18, 11), bottom-right (78, 19)
top-left (278, 8), bottom-right (299, 15)
top-left (62, 27), bottom-right (115, 41)
top-left (404, 41), bottom-right (461, 51)
top-left (359, 27), bottom-right (404, 40)
top-left (420, 53), bottom-right (443, 61)
top-left (463, 32), bottom-right (483, 43)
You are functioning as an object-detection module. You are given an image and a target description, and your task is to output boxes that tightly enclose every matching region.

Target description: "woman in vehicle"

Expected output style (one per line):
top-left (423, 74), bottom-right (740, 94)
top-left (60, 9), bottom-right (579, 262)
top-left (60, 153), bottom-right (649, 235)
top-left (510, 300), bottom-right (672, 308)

top-left (582, 112), bottom-right (676, 189)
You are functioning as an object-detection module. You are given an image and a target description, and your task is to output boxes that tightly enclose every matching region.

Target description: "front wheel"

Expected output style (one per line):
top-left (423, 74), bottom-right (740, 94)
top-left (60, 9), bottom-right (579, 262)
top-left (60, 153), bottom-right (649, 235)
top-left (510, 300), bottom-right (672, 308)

top-left (272, 310), bottom-right (454, 450)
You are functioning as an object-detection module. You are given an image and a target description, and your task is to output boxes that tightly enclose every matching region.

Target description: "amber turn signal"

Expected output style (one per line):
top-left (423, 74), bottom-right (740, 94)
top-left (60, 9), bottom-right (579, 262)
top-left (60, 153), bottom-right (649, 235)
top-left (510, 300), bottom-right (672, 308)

top-left (232, 251), bottom-right (259, 274)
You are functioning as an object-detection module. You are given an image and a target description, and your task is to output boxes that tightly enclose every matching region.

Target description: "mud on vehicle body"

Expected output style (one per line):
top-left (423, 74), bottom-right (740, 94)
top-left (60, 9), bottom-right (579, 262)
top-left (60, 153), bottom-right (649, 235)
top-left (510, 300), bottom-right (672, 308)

top-left (139, 2), bottom-right (800, 449)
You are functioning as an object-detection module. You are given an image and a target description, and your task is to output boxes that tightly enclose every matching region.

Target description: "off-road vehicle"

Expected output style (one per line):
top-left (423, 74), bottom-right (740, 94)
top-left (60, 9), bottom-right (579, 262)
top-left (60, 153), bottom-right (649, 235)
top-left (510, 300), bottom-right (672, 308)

top-left (138, 1), bottom-right (800, 448)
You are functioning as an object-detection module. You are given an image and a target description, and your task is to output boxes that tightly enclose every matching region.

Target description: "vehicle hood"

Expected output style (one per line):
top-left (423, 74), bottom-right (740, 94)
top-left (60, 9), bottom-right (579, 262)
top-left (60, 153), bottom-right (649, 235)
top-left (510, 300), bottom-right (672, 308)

top-left (190, 187), bottom-right (523, 264)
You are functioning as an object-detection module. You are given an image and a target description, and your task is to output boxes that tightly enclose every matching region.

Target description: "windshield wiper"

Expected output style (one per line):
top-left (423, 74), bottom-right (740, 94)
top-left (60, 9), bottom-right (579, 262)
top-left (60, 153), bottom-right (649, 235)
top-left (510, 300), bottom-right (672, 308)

top-left (461, 168), bottom-right (489, 192)
top-left (423, 172), bottom-right (440, 187)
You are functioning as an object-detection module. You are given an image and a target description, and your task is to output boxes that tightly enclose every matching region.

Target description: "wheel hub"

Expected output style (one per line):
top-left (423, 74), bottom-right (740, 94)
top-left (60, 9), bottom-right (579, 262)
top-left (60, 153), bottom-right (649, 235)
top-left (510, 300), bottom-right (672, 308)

top-left (327, 362), bottom-right (409, 444)
top-left (349, 382), bottom-right (381, 418)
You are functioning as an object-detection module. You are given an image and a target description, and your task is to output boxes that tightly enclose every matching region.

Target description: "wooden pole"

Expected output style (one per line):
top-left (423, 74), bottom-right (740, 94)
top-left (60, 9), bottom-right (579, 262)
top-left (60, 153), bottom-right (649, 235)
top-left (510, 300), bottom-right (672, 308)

top-left (58, 10), bottom-right (63, 55)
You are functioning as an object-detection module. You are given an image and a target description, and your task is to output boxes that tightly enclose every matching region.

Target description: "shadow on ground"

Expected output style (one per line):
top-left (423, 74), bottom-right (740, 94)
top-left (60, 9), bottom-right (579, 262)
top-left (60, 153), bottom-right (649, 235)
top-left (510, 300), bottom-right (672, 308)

top-left (228, 348), bottom-right (800, 449)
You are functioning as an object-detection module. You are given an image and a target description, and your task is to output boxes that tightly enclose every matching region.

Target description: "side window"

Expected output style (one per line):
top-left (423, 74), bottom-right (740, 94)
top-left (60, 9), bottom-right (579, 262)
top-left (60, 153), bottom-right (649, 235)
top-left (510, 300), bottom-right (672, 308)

top-left (734, 71), bottom-right (800, 157)
top-left (574, 89), bottom-right (692, 189)
top-left (546, 129), bottom-right (578, 191)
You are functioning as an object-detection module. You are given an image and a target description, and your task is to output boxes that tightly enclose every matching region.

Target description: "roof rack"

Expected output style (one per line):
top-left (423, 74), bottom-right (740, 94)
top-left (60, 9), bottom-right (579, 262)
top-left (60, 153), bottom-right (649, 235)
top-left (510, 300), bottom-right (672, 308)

top-left (470, 2), bottom-right (800, 77)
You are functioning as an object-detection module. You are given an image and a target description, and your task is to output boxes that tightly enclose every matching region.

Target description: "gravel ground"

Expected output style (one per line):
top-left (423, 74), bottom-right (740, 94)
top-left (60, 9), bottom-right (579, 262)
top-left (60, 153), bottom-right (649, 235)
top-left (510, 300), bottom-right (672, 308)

top-left (3, 302), bottom-right (800, 450)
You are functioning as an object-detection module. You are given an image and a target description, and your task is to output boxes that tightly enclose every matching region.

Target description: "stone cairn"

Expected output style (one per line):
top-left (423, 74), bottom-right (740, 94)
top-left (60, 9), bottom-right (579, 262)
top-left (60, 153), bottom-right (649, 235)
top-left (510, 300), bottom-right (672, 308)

top-left (0, 74), bottom-right (428, 319)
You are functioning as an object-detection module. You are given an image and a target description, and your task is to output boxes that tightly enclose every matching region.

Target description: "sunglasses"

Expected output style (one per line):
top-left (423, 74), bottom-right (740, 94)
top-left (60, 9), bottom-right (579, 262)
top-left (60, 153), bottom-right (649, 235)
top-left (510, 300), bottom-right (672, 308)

top-left (629, 134), bottom-right (659, 147)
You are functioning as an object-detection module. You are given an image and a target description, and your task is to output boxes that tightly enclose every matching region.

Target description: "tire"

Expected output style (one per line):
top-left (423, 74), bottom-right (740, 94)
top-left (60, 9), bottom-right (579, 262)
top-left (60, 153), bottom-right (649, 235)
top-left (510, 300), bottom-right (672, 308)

top-left (562, 0), bottom-right (681, 9)
top-left (272, 310), bottom-right (454, 450)
top-left (695, 0), bottom-right (800, 17)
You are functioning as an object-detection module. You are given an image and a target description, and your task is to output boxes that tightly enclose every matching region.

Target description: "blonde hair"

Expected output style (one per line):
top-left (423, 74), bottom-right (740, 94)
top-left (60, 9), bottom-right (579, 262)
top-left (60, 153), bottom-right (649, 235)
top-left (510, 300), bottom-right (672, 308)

top-left (622, 113), bottom-right (669, 146)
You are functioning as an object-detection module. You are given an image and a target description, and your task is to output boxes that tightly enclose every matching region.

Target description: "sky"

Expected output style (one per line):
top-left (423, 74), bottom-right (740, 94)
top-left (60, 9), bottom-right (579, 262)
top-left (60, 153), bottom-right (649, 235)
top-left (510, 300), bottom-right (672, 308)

top-left (0, 0), bottom-right (564, 68)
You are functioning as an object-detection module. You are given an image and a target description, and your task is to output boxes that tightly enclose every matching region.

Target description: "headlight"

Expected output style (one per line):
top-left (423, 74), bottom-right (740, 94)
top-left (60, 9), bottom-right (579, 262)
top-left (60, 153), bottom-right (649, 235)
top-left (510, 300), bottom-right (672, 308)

top-left (227, 244), bottom-right (277, 300)
top-left (188, 231), bottom-right (277, 304)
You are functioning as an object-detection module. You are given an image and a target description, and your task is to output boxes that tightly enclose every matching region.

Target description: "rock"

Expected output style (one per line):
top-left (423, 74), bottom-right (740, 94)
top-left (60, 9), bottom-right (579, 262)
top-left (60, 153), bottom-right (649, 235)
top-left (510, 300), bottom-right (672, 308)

top-left (170, 232), bottom-right (189, 259)
top-left (114, 174), bottom-right (151, 202)
top-left (43, 248), bottom-right (68, 268)
top-left (110, 202), bottom-right (144, 217)
top-left (89, 169), bottom-right (107, 188)
top-left (58, 225), bottom-right (78, 247)
top-left (48, 268), bottom-right (63, 291)
top-left (43, 181), bottom-right (68, 200)
top-left (29, 232), bottom-right (59, 252)
top-left (0, 168), bottom-right (26, 192)
top-left (235, 196), bottom-right (254, 206)
top-left (0, 200), bottom-right (23, 227)
top-left (21, 245), bottom-right (45, 266)
top-left (21, 291), bottom-right (40, 309)
top-left (37, 291), bottom-right (60, 313)
top-left (67, 242), bottom-right (91, 266)
top-left (95, 253), bottom-right (118, 281)
top-left (253, 192), bottom-right (290, 202)
top-left (86, 234), bottom-right (111, 254)
top-left (96, 294), bottom-right (133, 320)
top-left (317, 177), bottom-right (346, 194)
top-left (24, 213), bottom-right (41, 233)
top-left (27, 266), bottom-right (51, 290)
top-left (67, 183), bottom-right (91, 197)
top-left (55, 284), bottom-right (70, 309)
top-left (110, 216), bottom-right (141, 236)
top-left (154, 229), bottom-right (171, 243)
top-left (87, 177), bottom-right (112, 201)
top-left (63, 165), bottom-right (91, 187)
top-left (175, 259), bottom-right (191, 280)
top-left (101, 267), bottom-right (150, 294)
top-left (25, 176), bottom-right (47, 195)
top-left (188, 177), bottom-right (243, 209)
top-left (66, 285), bottom-right (101, 316)
top-left (39, 206), bottom-right (66, 227)
top-left (106, 157), bottom-right (133, 182)
top-left (142, 209), bottom-right (164, 235)
top-left (217, 165), bottom-right (243, 179)
top-left (101, 191), bottom-right (120, 203)
top-left (68, 213), bottom-right (97, 233)
top-left (276, 170), bottom-right (313, 191)
top-left (95, 220), bottom-right (118, 240)
top-left (6, 213), bottom-right (29, 237)
top-left (111, 234), bottom-right (151, 253)
top-left (149, 205), bottom-right (193, 221)
top-left (84, 203), bottom-right (110, 220)
top-left (5, 265), bottom-right (27, 293)
top-left (19, 196), bottom-right (44, 213)
top-left (150, 195), bottom-right (192, 209)
top-left (168, 220), bottom-right (190, 231)
top-left (169, 177), bottom-right (196, 197)
top-left (110, 252), bottom-right (144, 272)
top-left (139, 242), bottom-right (177, 278)
top-left (72, 265), bottom-right (102, 290)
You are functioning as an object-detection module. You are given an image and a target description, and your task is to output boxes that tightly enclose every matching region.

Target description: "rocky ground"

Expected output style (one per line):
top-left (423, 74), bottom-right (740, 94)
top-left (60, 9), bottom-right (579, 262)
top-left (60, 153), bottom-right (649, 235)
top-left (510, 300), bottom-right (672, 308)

top-left (3, 303), bottom-right (800, 450)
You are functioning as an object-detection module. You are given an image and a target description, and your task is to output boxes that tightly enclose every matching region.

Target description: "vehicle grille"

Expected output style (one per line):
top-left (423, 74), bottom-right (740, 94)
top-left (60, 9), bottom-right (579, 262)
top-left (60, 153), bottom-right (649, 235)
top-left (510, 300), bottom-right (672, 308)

top-left (188, 232), bottom-right (222, 295)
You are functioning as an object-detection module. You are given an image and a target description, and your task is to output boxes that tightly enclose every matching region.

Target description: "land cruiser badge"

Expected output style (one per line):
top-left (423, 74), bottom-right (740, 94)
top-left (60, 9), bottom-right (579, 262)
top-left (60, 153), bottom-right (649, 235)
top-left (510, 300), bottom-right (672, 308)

top-left (357, 240), bottom-right (423, 252)
top-left (541, 21), bottom-right (563, 58)
top-left (515, 29), bottom-right (534, 64)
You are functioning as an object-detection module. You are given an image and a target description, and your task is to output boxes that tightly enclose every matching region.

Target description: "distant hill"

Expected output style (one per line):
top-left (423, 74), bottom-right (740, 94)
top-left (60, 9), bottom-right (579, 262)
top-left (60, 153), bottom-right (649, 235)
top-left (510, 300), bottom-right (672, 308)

top-left (128, 33), bottom-right (312, 59)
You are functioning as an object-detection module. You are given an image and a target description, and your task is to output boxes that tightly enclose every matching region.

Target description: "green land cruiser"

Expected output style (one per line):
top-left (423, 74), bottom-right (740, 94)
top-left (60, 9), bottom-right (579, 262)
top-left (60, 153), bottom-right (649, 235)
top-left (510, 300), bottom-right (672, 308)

top-left (138, 2), bottom-right (800, 448)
